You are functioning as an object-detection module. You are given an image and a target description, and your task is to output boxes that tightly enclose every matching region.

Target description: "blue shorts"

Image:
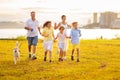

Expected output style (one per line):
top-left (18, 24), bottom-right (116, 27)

top-left (27, 36), bottom-right (38, 46)
top-left (58, 43), bottom-right (66, 51)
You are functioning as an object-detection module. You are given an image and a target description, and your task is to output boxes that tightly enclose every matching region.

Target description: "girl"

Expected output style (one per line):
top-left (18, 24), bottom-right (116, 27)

top-left (41, 21), bottom-right (54, 63)
top-left (54, 15), bottom-right (71, 60)
top-left (54, 26), bottom-right (67, 61)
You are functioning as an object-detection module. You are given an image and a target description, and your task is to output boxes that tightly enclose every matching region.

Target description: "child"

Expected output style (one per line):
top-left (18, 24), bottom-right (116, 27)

top-left (54, 26), bottom-right (67, 61)
top-left (70, 22), bottom-right (81, 62)
top-left (41, 21), bottom-right (54, 63)
top-left (54, 15), bottom-right (71, 60)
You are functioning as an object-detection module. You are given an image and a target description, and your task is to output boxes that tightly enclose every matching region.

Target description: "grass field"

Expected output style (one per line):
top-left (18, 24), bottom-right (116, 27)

top-left (0, 39), bottom-right (120, 80)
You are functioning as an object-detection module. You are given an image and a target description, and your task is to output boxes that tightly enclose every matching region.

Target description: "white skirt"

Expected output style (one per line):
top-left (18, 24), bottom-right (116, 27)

top-left (44, 40), bottom-right (53, 51)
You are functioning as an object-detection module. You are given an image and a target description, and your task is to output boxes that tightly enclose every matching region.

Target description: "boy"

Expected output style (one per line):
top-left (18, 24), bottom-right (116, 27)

top-left (70, 22), bottom-right (81, 62)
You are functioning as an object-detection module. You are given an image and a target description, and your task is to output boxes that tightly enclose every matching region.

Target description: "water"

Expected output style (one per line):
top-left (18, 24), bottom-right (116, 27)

top-left (0, 29), bottom-right (120, 39)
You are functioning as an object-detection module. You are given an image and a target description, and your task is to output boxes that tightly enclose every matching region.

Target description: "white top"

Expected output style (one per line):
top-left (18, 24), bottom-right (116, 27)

top-left (25, 19), bottom-right (39, 37)
top-left (57, 32), bottom-right (66, 44)
top-left (60, 22), bottom-right (68, 29)
top-left (60, 22), bottom-right (68, 35)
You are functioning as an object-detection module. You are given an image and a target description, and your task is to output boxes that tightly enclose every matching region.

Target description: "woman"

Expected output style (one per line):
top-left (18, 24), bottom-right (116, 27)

top-left (54, 15), bottom-right (71, 60)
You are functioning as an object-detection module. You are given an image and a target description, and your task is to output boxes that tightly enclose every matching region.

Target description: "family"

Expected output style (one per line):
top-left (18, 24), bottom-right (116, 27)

top-left (24, 11), bottom-right (81, 63)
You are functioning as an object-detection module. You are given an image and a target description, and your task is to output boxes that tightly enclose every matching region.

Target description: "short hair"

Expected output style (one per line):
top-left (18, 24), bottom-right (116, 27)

top-left (61, 15), bottom-right (66, 19)
top-left (31, 11), bottom-right (35, 14)
top-left (72, 22), bottom-right (78, 25)
top-left (59, 26), bottom-right (65, 30)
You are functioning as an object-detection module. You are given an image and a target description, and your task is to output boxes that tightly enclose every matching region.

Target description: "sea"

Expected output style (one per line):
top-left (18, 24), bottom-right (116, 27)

top-left (0, 29), bottom-right (120, 39)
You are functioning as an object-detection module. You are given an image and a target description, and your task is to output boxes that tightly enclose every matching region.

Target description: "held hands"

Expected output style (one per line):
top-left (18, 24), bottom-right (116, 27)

top-left (31, 29), bottom-right (33, 32)
top-left (53, 37), bottom-right (57, 42)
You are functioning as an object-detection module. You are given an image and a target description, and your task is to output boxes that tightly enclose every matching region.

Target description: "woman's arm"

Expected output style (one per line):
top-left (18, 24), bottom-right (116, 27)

top-left (54, 23), bottom-right (61, 30)
top-left (67, 24), bottom-right (72, 28)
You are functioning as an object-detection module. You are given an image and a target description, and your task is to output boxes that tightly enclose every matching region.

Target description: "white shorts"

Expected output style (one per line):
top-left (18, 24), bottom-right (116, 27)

top-left (58, 43), bottom-right (66, 51)
top-left (44, 40), bottom-right (53, 51)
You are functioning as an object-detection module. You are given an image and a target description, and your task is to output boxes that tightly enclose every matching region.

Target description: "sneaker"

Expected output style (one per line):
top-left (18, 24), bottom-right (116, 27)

top-left (58, 58), bottom-right (63, 62)
top-left (77, 59), bottom-right (80, 62)
top-left (31, 55), bottom-right (37, 60)
top-left (49, 60), bottom-right (52, 63)
top-left (71, 56), bottom-right (74, 61)
top-left (44, 57), bottom-right (47, 61)
top-left (58, 58), bottom-right (61, 62)
top-left (63, 56), bottom-right (67, 60)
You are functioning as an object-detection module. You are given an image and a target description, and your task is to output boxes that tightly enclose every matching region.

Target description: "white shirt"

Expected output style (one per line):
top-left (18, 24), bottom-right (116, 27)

top-left (57, 32), bottom-right (66, 44)
top-left (25, 19), bottom-right (39, 37)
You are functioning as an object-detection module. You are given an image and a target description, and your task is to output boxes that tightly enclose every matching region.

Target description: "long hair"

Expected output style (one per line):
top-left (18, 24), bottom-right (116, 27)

top-left (43, 21), bottom-right (51, 28)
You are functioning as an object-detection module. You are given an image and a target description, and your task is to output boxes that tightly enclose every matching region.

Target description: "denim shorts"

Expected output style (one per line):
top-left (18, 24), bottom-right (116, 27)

top-left (27, 36), bottom-right (38, 46)
top-left (58, 43), bottom-right (66, 51)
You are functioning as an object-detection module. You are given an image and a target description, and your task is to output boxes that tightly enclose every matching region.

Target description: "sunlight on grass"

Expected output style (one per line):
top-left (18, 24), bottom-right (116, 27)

top-left (0, 40), bottom-right (120, 80)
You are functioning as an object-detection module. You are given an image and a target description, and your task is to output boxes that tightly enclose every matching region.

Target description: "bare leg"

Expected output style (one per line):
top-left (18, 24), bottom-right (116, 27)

top-left (59, 48), bottom-right (62, 58)
top-left (33, 46), bottom-right (36, 54)
top-left (72, 49), bottom-right (74, 56)
top-left (77, 48), bottom-right (80, 62)
top-left (49, 51), bottom-right (52, 60)
top-left (64, 51), bottom-right (66, 57)
top-left (44, 51), bottom-right (47, 61)
top-left (28, 45), bottom-right (31, 53)
top-left (71, 49), bottom-right (74, 60)
top-left (45, 51), bottom-right (47, 57)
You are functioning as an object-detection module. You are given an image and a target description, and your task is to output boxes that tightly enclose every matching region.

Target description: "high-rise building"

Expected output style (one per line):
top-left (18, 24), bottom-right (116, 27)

top-left (93, 13), bottom-right (97, 23)
top-left (99, 12), bottom-right (117, 28)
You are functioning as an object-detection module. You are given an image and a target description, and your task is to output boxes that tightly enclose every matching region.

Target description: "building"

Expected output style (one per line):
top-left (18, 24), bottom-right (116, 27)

top-left (93, 13), bottom-right (97, 23)
top-left (99, 12), bottom-right (117, 28)
top-left (111, 18), bottom-right (120, 29)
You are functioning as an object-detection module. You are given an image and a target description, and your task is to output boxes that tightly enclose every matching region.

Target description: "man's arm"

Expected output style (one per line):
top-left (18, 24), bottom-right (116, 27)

top-left (38, 27), bottom-right (41, 34)
top-left (24, 27), bottom-right (32, 31)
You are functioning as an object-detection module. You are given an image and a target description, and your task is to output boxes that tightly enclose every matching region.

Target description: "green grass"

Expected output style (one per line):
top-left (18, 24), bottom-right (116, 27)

top-left (0, 40), bottom-right (120, 80)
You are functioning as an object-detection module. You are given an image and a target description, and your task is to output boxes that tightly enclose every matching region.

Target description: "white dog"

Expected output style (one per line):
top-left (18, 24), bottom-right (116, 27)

top-left (13, 41), bottom-right (20, 64)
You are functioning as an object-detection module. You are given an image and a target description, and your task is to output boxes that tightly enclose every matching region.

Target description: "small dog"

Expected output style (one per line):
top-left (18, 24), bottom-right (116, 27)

top-left (13, 41), bottom-right (20, 64)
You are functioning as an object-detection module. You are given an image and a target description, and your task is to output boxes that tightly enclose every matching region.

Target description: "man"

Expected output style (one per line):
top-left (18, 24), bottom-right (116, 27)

top-left (25, 11), bottom-right (40, 60)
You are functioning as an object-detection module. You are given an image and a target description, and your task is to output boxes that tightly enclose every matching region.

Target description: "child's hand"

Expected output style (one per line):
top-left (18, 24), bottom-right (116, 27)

top-left (54, 38), bottom-right (56, 42)
top-left (44, 34), bottom-right (49, 37)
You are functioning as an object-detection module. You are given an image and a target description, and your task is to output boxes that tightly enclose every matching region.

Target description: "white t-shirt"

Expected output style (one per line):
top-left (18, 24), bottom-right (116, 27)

top-left (25, 19), bottom-right (39, 37)
top-left (57, 32), bottom-right (66, 44)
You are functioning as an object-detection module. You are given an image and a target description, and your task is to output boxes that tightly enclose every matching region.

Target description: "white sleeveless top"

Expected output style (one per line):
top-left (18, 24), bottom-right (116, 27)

top-left (60, 22), bottom-right (68, 35)
top-left (60, 22), bottom-right (68, 29)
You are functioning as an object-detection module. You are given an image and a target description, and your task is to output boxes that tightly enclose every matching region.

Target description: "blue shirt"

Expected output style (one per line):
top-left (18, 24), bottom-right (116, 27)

top-left (70, 28), bottom-right (81, 44)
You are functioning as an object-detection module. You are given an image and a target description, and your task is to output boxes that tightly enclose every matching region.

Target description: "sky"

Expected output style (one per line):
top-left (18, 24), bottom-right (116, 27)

top-left (0, 0), bottom-right (119, 24)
